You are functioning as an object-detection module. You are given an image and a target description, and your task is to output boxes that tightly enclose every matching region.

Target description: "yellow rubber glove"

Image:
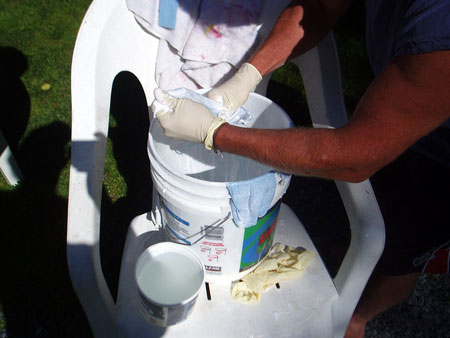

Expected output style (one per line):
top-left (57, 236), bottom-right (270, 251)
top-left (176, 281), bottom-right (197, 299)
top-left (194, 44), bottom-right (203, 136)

top-left (152, 88), bottom-right (227, 150)
top-left (231, 244), bottom-right (315, 303)
top-left (208, 63), bottom-right (262, 111)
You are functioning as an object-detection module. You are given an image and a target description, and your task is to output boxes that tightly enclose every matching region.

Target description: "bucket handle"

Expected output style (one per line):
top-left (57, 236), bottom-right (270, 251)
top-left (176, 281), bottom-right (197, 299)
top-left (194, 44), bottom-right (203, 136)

top-left (166, 212), bottom-right (231, 246)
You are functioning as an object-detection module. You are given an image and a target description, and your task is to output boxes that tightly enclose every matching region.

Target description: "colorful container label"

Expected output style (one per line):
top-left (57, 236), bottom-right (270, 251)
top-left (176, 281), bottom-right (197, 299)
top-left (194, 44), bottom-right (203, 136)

top-left (240, 201), bottom-right (281, 272)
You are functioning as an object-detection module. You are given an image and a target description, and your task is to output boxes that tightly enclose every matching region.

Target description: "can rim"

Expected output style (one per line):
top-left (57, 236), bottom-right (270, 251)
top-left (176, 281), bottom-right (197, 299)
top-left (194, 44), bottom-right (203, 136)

top-left (135, 242), bottom-right (206, 306)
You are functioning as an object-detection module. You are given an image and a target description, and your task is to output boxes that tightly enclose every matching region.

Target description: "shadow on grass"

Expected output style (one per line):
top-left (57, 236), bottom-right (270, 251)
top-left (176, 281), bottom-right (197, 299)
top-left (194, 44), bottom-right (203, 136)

top-left (0, 122), bottom-right (92, 338)
top-left (0, 46), bottom-right (92, 337)
top-left (0, 46), bottom-right (30, 154)
top-left (0, 64), bottom-right (152, 335)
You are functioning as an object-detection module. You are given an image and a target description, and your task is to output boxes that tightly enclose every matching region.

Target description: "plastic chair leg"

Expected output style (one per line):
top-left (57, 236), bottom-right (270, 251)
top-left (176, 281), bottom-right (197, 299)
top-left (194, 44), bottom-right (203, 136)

top-left (0, 128), bottom-right (23, 185)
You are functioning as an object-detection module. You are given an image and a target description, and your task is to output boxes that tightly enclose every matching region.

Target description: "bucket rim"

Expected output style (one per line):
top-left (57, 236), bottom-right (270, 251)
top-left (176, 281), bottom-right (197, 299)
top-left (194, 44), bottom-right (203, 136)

top-left (148, 92), bottom-right (292, 187)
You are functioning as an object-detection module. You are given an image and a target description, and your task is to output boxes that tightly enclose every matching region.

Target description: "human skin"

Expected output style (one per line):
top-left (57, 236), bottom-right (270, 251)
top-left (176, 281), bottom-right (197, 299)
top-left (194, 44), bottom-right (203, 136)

top-left (213, 0), bottom-right (450, 182)
top-left (210, 4), bottom-right (450, 338)
top-left (208, 3), bottom-right (450, 337)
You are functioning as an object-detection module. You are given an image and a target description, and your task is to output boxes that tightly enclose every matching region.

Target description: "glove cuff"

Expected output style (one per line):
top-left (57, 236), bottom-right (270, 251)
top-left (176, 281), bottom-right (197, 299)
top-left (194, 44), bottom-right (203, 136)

top-left (204, 118), bottom-right (227, 150)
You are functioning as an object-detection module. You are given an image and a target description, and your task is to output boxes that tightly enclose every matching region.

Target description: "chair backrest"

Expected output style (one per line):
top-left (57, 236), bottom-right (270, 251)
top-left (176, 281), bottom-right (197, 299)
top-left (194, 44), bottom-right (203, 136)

top-left (69, 0), bottom-right (385, 337)
top-left (258, 32), bottom-right (385, 337)
top-left (257, 32), bottom-right (385, 338)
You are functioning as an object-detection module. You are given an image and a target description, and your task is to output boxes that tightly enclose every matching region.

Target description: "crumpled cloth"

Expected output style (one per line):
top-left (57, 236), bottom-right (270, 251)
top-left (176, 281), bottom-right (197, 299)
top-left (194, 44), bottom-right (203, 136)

top-left (127, 0), bottom-right (264, 90)
top-left (151, 87), bottom-right (252, 125)
top-left (227, 172), bottom-right (289, 228)
top-left (231, 243), bottom-right (315, 303)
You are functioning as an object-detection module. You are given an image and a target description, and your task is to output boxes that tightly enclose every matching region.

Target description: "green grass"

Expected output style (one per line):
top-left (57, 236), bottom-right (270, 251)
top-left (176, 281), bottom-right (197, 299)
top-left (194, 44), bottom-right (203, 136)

top-left (0, 1), bottom-right (374, 337)
top-left (0, 0), bottom-right (91, 195)
top-left (1, 1), bottom-right (94, 336)
top-left (0, 0), bottom-right (133, 202)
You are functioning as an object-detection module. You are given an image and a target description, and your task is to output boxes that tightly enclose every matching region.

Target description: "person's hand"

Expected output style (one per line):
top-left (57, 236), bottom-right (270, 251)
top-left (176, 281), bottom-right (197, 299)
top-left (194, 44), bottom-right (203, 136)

top-left (208, 63), bottom-right (262, 111)
top-left (152, 88), bottom-right (227, 150)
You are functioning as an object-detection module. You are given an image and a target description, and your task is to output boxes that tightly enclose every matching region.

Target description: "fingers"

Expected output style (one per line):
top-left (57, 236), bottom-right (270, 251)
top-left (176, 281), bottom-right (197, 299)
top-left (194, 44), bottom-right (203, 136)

top-left (207, 87), bottom-right (224, 105)
top-left (154, 88), bottom-right (177, 108)
top-left (152, 88), bottom-right (178, 118)
top-left (152, 88), bottom-right (218, 144)
top-left (207, 63), bottom-right (262, 111)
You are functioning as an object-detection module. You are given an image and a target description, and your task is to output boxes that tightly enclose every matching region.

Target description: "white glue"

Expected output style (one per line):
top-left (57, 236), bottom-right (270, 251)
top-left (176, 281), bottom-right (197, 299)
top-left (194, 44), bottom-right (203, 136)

top-left (137, 252), bottom-right (204, 305)
top-left (135, 242), bottom-right (205, 326)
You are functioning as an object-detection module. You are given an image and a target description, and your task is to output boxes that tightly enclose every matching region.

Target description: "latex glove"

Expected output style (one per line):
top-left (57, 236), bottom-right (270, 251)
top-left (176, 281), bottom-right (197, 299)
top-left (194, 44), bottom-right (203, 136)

top-left (152, 88), bottom-right (227, 150)
top-left (231, 244), bottom-right (315, 303)
top-left (208, 63), bottom-right (262, 111)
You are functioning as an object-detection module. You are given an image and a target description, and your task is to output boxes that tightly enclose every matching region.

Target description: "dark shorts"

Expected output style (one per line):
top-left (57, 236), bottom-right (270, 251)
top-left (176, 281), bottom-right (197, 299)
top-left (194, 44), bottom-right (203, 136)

top-left (370, 149), bottom-right (450, 275)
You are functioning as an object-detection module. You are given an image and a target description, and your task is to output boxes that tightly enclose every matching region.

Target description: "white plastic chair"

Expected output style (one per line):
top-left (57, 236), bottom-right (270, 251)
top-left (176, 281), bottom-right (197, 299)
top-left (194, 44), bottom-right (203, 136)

top-left (68, 0), bottom-right (385, 337)
top-left (0, 128), bottom-right (23, 185)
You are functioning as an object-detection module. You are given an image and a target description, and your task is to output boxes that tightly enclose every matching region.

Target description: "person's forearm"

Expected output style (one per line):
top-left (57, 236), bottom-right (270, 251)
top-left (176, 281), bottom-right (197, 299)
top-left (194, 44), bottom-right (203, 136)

top-left (213, 124), bottom-right (372, 182)
top-left (214, 50), bottom-right (450, 183)
top-left (250, 0), bottom-right (351, 75)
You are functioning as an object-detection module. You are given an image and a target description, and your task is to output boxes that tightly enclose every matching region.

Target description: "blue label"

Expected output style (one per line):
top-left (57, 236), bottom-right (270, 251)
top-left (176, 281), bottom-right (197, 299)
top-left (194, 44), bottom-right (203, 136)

top-left (161, 200), bottom-right (189, 226)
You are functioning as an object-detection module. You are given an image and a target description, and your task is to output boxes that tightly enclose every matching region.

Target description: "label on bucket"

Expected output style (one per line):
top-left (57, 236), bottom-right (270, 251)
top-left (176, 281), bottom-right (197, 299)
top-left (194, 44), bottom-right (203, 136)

top-left (161, 200), bottom-right (192, 244)
top-left (240, 201), bottom-right (281, 272)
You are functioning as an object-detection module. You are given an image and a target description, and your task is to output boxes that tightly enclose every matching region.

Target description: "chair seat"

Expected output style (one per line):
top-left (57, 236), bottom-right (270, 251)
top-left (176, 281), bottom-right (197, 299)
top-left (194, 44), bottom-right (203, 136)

top-left (116, 203), bottom-right (337, 338)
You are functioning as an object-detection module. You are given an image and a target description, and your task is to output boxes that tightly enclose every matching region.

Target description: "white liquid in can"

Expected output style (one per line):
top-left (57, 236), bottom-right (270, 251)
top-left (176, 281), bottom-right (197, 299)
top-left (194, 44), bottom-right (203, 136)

top-left (137, 252), bottom-right (203, 305)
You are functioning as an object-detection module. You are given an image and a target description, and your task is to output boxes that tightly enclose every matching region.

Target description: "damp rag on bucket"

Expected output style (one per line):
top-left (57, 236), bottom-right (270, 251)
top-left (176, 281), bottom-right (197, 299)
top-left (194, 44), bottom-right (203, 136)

top-left (227, 172), bottom-right (288, 228)
top-left (231, 243), bottom-right (315, 303)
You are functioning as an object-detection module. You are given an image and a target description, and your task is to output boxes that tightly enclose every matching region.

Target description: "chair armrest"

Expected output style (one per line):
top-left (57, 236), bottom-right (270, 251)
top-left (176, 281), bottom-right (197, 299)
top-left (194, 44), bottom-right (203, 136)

top-left (279, 32), bottom-right (385, 337)
top-left (291, 32), bottom-right (348, 128)
top-left (257, 32), bottom-right (348, 128)
top-left (68, 0), bottom-right (159, 335)
top-left (331, 180), bottom-right (385, 338)
top-left (68, 0), bottom-right (119, 336)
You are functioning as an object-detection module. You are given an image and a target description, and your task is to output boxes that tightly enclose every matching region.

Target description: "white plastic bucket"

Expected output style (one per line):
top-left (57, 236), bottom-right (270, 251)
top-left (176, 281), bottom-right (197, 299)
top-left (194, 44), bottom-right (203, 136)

top-left (135, 242), bottom-right (205, 326)
top-left (148, 93), bottom-right (293, 283)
